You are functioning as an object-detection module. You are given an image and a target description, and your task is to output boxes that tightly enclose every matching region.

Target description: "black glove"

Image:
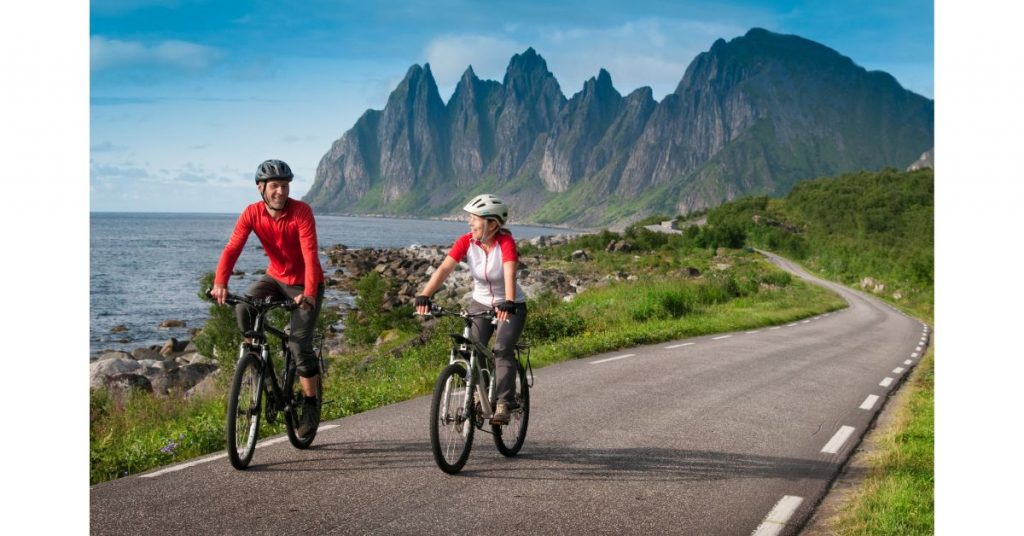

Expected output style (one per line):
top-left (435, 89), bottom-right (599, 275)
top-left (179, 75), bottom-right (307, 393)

top-left (415, 295), bottom-right (432, 309)
top-left (496, 301), bottom-right (517, 315)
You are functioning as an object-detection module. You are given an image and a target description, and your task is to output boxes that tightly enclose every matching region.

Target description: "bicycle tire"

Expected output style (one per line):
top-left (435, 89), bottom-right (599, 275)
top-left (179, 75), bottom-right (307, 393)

top-left (227, 352), bottom-right (263, 469)
top-left (492, 361), bottom-right (530, 456)
top-left (429, 363), bottom-right (475, 474)
top-left (284, 357), bottom-right (322, 449)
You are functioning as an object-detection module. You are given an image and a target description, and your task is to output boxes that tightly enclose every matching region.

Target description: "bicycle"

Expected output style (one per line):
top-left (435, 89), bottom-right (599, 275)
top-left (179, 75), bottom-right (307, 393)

top-left (421, 306), bottom-right (532, 474)
top-left (207, 290), bottom-right (326, 470)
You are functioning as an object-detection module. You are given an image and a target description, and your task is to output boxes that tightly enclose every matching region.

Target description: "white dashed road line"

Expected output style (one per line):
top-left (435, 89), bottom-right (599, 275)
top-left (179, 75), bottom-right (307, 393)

top-left (821, 426), bottom-right (856, 454)
top-left (712, 335), bottom-right (732, 340)
top-left (592, 353), bottom-right (636, 364)
top-left (746, 330), bottom-right (761, 334)
top-left (880, 377), bottom-right (894, 387)
top-left (893, 367), bottom-right (905, 374)
top-left (140, 424), bottom-right (341, 478)
top-left (752, 495), bottom-right (804, 536)
top-left (859, 394), bottom-right (880, 410)
top-left (904, 360), bottom-right (912, 365)
top-left (665, 343), bottom-right (695, 349)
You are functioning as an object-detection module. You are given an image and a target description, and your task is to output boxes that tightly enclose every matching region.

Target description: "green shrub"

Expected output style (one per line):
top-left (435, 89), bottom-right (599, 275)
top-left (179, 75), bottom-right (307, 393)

top-left (523, 291), bottom-right (587, 342)
top-left (344, 272), bottom-right (416, 346)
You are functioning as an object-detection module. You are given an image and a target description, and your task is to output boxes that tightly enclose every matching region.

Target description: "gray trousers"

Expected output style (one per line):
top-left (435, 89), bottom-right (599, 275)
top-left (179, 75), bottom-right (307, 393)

top-left (236, 275), bottom-right (325, 378)
top-left (468, 300), bottom-right (527, 406)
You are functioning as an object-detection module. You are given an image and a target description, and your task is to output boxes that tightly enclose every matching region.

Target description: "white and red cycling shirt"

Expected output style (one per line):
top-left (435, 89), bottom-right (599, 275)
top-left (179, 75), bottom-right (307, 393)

top-left (447, 230), bottom-right (526, 307)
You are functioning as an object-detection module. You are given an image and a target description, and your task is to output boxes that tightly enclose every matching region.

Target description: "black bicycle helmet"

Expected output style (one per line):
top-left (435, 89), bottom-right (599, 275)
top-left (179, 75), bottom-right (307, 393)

top-left (255, 159), bottom-right (294, 183)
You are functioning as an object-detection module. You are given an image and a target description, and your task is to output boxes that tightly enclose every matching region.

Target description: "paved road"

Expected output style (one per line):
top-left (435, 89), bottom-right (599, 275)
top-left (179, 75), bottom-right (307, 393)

top-left (91, 251), bottom-right (929, 535)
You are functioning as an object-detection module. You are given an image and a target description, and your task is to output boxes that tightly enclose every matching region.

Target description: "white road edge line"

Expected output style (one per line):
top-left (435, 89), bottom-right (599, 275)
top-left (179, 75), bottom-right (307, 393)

top-left (821, 425), bottom-right (856, 454)
top-left (752, 495), bottom-right (804, 536)
top-left (665, 343), bottom-right (695, 349)
top-left (592, 353), bottom-right (636, 364)
top-left (746, 330), bottom-right (761, 334)
top-left (904, 359), bottom-right (912, 365)
top-left (911, 352), bottom-right (919, 358)
top-left (860, 394), bottom-right (880, 410)
top-left (712, 335), bottom-right (732, 340)
top-left (769, 326), bottom-right (782, 330)
top-left (140, 424), bottom-right (341, 478)
top-left (893, 367), bottom-right (905, 374)
top-left (880, 377), bottom-right (894, 387)
top-left (786, 323), bottom-right (798, 327)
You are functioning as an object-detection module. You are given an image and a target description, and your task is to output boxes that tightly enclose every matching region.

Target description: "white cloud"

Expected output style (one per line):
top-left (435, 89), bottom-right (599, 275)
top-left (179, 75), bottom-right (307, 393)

top-left (423, 34), bottom-right (527, 96)
top-left (91, 36), bottom-right (224, 72)
top-left (536, 18), bottom-right (749, 99)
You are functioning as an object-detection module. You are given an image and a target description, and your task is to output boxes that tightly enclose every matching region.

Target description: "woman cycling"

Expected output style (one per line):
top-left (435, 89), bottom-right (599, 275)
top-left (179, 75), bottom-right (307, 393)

top-left (414, 194), bottom-right (527, 425)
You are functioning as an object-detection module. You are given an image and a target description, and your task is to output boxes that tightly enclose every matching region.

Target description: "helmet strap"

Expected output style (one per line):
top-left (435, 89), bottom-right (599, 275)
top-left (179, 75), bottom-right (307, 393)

top-left (258, 181), bottom-right (288, 212)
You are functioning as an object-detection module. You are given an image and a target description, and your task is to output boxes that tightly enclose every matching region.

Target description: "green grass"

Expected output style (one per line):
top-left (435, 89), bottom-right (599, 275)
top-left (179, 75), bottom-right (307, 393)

top-left (89, 250), bottom-right (844, 485)
top-left (829, 346), bottom-right (934, 535)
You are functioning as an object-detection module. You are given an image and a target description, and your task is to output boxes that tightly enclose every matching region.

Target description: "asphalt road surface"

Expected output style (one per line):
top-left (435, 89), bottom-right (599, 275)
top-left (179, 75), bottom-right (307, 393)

top-left (91, 251), bottom-right (929, 535)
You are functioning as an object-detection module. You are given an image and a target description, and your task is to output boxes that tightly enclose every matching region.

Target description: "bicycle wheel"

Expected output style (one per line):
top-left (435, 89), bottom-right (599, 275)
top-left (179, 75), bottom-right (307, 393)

top-left (227, 352), bottom-right (263, 469)
top-left (284, 357), bottom-right (322, 449)
top-left (493, 361), bottom-right (530, 456)
top-left (429, 363), bottom-right (475, 474)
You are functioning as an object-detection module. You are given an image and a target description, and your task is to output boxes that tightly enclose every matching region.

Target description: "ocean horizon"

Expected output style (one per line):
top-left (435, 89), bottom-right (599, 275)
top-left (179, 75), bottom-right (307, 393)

top-left (90, 212), bottom-right (576, 356)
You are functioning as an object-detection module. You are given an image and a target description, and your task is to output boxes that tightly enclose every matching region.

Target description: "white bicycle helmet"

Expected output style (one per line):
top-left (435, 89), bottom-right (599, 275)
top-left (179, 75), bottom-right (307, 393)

top-left (463, 194), bottom-right (509, 225)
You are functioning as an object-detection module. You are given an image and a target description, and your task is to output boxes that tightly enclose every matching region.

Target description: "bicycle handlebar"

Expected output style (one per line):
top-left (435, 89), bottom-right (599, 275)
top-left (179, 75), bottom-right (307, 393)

top-left (414, 306), bottom-right (497, 320)
top-left (204, 288), bottom-right (299, 312)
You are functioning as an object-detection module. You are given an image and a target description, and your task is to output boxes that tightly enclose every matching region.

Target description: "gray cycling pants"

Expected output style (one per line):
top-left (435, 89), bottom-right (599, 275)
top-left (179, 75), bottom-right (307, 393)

top-left (468, 300), bottom-right (527, 406)
top-left (236, 275), bottom-right (325, 378)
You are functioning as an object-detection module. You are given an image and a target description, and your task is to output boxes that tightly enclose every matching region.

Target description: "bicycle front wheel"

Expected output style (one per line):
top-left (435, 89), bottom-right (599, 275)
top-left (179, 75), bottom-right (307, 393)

top-left (227, 352), bottom-right (263, 469)
top-left (284, 358), bottom-right (322, 449)
top-left (493, 361), bottom-right (530, 456)
top-left (429, 363), bottom-right (475, 474)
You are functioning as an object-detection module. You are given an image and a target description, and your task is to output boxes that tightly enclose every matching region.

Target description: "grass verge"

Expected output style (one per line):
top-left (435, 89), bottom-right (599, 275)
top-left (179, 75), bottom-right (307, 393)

top-left (825, 346), bottom-right (934, 535)
top-left (90, 255), bottom-right (845, 485)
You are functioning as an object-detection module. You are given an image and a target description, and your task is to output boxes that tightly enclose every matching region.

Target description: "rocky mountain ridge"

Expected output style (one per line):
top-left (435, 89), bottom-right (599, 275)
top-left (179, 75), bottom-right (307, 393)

top-left (305, 28), bottom-right (934, 227)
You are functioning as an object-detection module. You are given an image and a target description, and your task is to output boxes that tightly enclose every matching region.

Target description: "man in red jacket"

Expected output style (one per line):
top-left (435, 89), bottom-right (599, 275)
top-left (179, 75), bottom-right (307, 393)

top-left (211, 159), bottom-right (325, 437)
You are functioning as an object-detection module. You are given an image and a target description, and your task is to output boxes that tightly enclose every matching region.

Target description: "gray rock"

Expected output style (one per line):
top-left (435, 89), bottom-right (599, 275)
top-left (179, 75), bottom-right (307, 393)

top-left (98, 350), bottom-right (134, 361)
top-left (131, 347), bottom-right (163, 360)
top-left (186, 370), bottom-right (222, 399)
top-left (104, 373), bottom-right (153, 395)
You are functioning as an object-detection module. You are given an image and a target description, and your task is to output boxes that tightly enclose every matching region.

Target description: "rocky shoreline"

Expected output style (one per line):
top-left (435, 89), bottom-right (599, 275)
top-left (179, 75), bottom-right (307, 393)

top-left (90, 233), bottom-right (592, 397)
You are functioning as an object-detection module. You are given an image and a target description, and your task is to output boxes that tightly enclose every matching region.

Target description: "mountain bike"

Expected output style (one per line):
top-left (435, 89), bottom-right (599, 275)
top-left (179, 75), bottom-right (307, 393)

top-left (207, 290), bottom-right (325, 470)
top-left (421, 306), bottom-right (532, 474)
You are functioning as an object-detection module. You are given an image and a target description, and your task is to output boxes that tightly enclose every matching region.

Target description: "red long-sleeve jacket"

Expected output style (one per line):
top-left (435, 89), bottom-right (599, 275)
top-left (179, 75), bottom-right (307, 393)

top-left (215, 200), bottom-right (324, 298)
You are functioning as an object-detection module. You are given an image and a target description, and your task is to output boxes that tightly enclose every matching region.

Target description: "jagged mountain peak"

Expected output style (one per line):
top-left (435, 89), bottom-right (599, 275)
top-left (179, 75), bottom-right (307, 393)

top-left (306, 31), bottom-right (933, 227)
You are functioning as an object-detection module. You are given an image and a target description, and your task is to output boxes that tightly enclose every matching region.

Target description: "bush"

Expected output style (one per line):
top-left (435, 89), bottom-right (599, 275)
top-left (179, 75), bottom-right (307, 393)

top-left (344, 272), bottom-right (416, 346)
top-left (523, 291), bottom-right (587, 342)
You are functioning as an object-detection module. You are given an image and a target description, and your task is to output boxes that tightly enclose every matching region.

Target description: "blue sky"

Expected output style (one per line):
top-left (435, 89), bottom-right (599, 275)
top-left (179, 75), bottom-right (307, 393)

top-left (89, 0), bottom-right (935, 213)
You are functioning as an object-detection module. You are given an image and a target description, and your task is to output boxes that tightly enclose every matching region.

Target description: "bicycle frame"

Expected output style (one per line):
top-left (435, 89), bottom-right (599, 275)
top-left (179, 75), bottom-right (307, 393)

top-left (247, 311), bottom-right (299, 415)
top-left (439, 312), bottom-right (500, 426)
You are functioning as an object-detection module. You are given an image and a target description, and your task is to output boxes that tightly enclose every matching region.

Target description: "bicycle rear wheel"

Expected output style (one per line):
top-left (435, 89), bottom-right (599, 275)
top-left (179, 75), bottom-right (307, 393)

top-left (227, 352), bottom-right (263, 469)
top-left (429, 363), bottom-right (475, 474)
top-left (493, 361), bottom-right (529, 456)
top-left (284, 356), bottom-right (322, 449)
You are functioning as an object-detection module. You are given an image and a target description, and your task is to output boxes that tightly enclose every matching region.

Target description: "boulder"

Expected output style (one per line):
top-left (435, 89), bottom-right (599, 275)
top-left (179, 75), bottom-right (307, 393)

top-left (185, 370), bottom-right (222, 399)
top-left (97, 350), bottom-right (134, 361)
top-left (150, 363), bottom-right (219, 396)
top-left (111, 325), bottom-right (128, 333)
top-left (90, 358), bottom-right (143, 389)
top-left (570, 249), bottom-right (590, 261)
top-left (103, 373), bottom-right (153, 395)
top-left (374, 329), bottom-right (402, 348)
top-left (159, 319), bottom-right (186, 329)
top-left (160, 337), bottom-right (190, 357)
top-left (131, 347), bottom-right (163, 360)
